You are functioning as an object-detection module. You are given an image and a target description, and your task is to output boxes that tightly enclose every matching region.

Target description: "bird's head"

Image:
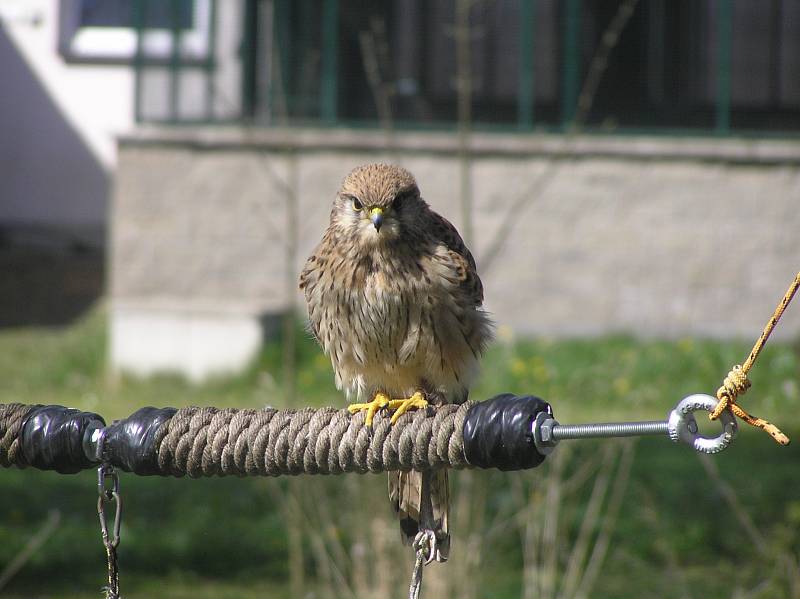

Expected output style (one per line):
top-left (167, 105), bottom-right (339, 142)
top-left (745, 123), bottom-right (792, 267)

top-left (331, 163), bottom-right (426, 247)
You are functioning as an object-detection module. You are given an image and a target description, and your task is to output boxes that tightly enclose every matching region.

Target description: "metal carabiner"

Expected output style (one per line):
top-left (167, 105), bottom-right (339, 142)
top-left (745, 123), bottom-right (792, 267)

top-left (97, 465), bottom-right (122, 549)
top-left (97, 464), bottom-right (119, 501)
top-left (96, 463), bottom-right (122, 598)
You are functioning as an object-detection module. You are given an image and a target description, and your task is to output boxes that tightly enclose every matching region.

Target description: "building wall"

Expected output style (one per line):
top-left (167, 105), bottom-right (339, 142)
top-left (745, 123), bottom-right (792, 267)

top-left (112, 128), bottom-right (800, 380)
top-left (0, 0), bottom-right (243, 243)
top-left (0, 0), bottom-right (133, 239)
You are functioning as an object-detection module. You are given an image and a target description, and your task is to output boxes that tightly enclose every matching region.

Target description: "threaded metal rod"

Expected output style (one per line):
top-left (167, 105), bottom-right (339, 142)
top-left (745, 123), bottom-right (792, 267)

top-left (552, 420), bottom-right (668, 441)
top-left (533, 395), bottom-right (736, 455)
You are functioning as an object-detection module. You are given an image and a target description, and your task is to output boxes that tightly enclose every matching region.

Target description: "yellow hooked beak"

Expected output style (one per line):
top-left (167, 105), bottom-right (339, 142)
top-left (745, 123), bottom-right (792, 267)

top-left (369, 207), bottom-right (384, 232)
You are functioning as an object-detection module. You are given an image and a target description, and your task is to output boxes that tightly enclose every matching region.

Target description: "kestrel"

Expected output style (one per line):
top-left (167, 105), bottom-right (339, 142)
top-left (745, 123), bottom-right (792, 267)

top-left (300, 163), bottom-right (493, 561)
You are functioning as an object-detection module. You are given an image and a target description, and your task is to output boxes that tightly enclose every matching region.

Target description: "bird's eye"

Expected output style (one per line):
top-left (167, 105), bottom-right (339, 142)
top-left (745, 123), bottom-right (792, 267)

top-left (351, 198), bottom-right (363, 211)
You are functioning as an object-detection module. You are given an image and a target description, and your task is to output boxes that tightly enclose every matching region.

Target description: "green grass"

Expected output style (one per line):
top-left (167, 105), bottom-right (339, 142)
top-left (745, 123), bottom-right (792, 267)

top-left (2, 306), bottom-right (797, 425)
top-left (1, 307), bottom-right (799, 597)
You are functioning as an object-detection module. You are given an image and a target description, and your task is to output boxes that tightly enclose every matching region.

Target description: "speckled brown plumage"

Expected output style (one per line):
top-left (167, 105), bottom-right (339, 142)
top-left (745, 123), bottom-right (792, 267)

top-left (300, 163), bottom-right (493, 560)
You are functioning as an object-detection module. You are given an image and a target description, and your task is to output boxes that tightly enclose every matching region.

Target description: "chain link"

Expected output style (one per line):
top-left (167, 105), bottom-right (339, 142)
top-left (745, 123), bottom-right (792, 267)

top-left (97, 464), bottom-right (122, 598)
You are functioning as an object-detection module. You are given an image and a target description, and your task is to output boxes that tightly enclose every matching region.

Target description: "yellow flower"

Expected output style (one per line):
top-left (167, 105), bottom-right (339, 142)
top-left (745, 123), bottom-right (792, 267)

top-left (613, 376), bottom-right (631, 395)
top-left (497, 324), bottom-right (515, 344)
top-left (530, 356), bottom-right (550, 382)
top-left (511, 358), bottom-right (527, 376)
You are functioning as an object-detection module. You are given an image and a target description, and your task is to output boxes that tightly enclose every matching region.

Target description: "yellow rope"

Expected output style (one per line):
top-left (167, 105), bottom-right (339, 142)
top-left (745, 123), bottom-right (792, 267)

top-left (709, 271), bottom-right (800, 446)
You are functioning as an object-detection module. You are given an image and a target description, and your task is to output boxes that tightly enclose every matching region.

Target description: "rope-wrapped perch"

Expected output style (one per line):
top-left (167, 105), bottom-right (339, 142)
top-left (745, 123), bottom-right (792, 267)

top-left (0, 403), bottom-right (36, 469)
top-left (151, 403), bottom-right (472, 477)
top-left (0, 395), bottom-right (550, 477)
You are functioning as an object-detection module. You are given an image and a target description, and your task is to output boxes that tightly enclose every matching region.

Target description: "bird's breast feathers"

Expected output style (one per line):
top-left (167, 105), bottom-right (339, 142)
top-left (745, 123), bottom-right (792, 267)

top-left (308, 251), bottom-right (489, 401)
top-left (301, 207), bottom-right (493, 402)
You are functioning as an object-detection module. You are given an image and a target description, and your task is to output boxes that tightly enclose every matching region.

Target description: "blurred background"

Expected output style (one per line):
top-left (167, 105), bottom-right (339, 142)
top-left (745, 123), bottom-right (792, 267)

top-left (1, 0), bottom-right (799, 597)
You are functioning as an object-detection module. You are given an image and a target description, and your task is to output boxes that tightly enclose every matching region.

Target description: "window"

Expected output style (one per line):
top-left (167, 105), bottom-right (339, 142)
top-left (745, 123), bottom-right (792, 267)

top-left (59, 0), bottom-right (212, 63)
top-left (121, 0), bottom-right (800, 134)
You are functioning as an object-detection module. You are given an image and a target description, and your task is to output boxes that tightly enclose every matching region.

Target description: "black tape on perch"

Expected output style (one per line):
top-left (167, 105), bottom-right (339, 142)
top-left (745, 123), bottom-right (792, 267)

top-left (0, 395), bottom-right (553, 477)
top-left (103, 407), bottom-right (178, 475)
top-left (462, 394), bottom-right (550, 471)
top-left (14, 405), bottom-right (105, 474)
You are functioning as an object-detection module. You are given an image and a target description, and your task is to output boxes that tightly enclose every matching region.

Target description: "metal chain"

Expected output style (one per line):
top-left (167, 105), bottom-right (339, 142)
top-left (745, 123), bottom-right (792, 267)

top-left (97, 464), bottom-right (122, 599)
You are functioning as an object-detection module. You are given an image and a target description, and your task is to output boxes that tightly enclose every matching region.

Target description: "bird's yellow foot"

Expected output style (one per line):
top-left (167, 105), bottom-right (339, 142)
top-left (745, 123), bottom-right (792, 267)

top-left (348, 392), bottom-right (391, 427)
top-left (388, 392), bottom-right (429, 424)
top-left (348, 391), bottom-right (429, 426)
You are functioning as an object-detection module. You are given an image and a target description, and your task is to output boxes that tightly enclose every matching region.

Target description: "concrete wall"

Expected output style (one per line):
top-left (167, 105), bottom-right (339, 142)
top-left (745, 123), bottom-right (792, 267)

top-left (112, 128), bottom-right (800, 379)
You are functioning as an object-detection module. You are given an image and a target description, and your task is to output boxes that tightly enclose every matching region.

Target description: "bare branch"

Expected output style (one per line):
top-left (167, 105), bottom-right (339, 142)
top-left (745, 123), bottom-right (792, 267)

top-left (479, 160), bottom-right (563, 273)
top-left (541, 447), bottom-right (568, 599)
top-left (575, 439), bottom-right (635, 599)
top-left (358, 23), bottom-right (395, 135)
top-left (0, 509), bottom-right (61, 591)
top-left (573, 0), bottom-right (641, 131)
top-left (639, 486), bottom-right (693, 599)
top-left (454, 0), bottom-right (476, 246)
top-left (480, 0), bottom-right (641, 273)
top-left (559, 443), bottom-right (617, 599)
top-left (696, 453), bottom-right (769, 558)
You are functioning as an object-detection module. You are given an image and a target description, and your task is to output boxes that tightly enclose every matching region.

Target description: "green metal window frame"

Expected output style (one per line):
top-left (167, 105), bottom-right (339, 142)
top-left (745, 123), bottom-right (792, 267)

top-left (131, 0), bottom-right (800, 141)
top-left (320, 0), bottom-right (339, 124)
top-left (517, 0), bottom-right (535, 129)
top-left (561, 0), bottom-right (581, 130)
top-left (132, 0), bottom-right (217, 124)
top-left (715, 0), bottom-right (732, 135)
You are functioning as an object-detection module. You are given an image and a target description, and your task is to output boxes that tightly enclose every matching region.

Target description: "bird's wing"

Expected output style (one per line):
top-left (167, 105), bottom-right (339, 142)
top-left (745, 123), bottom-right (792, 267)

top-left (427, 211), bottom-right (485, 306)
top-left (298, 254), bottom-right (316, 293)
top-left (299, 236), bottom-right (330, 343)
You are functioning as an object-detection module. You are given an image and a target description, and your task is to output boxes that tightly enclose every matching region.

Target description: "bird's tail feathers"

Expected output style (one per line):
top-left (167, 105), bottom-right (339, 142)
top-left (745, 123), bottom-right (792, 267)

top-left (388, 469), bottom-right (450, 562)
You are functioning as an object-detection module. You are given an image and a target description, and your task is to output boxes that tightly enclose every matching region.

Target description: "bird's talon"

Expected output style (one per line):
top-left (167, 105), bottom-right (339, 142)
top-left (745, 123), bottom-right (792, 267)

top-left (348, 392), bottom-right (391, 427)
top-left (389, 392), bottom-right (429, 424)
top-left (349, 391), bottom-right (429, 426)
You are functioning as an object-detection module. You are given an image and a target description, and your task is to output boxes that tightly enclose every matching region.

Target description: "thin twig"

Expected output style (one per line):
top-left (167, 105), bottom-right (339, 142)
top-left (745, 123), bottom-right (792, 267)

top-left (572, 0), bottom-right (641, 131)
top-left (521, 481), bottom-right (543, 599)
top-left (358, 25), bottom-right (395, 135)
top-left (639, 487), bottom-right (693, 599)
top-left (454, 0), bottom-right (476, 247)
top-left (561, 438), bottom-right (605, 494)
top-left (479, 162), bottom-right (563, 273)
top-left (696, 453), bottom-right (769, 557)
top-left (479, 0), bottom-right (640, 273)
top-left (541, 447), bottom-right (567, 599)
top-left (574, 439), bottom-right (635, 599)
top-left (559, 443), bottom-right (617, 599)
top-left (0, 509), bottom-right (61, 591)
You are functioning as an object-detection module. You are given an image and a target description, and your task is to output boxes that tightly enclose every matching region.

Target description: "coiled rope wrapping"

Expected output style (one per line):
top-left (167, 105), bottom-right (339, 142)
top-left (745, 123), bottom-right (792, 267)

top-left (0, 395), bottom-right (549, 476)
top-left (150, 402), bottom-right (474, 478)
top-left (0, 402), bottom-right (478, 476)
top-left (0, 403), bottom-right (36, 469)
